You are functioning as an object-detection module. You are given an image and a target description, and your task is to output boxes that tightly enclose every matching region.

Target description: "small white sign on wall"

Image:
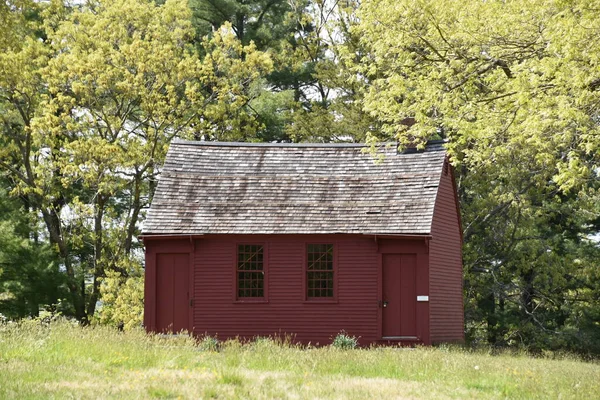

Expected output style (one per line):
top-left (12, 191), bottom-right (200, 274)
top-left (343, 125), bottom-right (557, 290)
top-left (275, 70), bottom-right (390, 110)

top-left (417, 295), bottom-right (429, 302)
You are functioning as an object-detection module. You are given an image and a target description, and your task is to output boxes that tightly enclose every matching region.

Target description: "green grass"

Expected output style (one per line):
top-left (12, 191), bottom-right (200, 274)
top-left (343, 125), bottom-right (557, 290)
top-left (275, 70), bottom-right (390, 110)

top-left (0, 320), bottom-right (598, 399)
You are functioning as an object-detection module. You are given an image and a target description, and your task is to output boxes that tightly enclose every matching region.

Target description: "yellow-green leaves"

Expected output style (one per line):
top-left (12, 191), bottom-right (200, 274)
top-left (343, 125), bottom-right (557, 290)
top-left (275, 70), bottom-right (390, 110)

top-left (353, 0), bottom-right (600, 351)
top-left (0, 0), bottom-right (273, 322)
top-left (97, 262), bottom-right (145, 330)
top-left (354, 0), bottom-right (600, 192)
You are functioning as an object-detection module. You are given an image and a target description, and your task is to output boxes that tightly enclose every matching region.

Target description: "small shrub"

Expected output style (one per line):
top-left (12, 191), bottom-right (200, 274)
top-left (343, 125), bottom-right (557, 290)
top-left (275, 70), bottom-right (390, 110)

top-left (37, 305), bottom-right (63, 325)
top-left (96, 260), bottom-right (144, 331)
top-left (199, 335), bottom-right (220, 352)
top-left (332, 331), bottom-right (359, 350)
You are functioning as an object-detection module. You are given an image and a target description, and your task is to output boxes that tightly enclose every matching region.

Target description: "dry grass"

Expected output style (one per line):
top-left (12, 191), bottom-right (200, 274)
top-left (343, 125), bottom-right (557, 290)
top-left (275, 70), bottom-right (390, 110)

top-left (0, 320), bottom-right (598, 399)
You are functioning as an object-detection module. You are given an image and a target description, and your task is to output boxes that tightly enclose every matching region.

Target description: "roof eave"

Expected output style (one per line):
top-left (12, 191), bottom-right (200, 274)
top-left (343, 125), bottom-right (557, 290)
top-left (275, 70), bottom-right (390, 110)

top-left (139, 232), bottom-right (432, 241)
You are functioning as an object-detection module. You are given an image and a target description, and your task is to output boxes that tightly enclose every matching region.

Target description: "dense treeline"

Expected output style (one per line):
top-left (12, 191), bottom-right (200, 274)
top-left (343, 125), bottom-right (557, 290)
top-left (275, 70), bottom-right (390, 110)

top-left (1, 0), bottom-right (599, 355)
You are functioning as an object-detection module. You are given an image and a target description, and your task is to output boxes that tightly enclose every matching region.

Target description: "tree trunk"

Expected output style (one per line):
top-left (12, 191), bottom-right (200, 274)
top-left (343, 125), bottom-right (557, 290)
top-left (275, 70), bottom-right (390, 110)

top-left (86, 194), bottom-right (107, 318)
top-left (521, 269), bottom-right (536, 320)
top-left (236, 11), bottom-right (245, 44)
top-left (124, 174), bottom-right (143, 256)
top-left (484, 291), bottom-right (498, 345)
top-left (40, 204), bottom-right (87, 322)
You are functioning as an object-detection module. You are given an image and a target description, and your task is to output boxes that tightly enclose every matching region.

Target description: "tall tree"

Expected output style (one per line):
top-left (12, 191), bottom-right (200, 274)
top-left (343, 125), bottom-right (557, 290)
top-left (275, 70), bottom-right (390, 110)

top-left (189, 0), bottom-right (297, 48)
top-left (351, 0), bottom-right (600, 352)
top-left (284, 0), bottom-right (377, 142)
top-left (188, 0), bottom-right (375, 143)
top-left (187, 0), bottom-right (301, 141)
top-left (0, 183), bottom-right (64, 319)
top-left (0, 0), bottom-right (272, 323)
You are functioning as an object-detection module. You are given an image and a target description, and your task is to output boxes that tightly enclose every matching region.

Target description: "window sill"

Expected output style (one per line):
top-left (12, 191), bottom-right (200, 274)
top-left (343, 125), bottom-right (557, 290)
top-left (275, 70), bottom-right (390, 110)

top-left (303, 299), bottom-right (338, 304)
top-left (233, 299), bottom-right (269, 304)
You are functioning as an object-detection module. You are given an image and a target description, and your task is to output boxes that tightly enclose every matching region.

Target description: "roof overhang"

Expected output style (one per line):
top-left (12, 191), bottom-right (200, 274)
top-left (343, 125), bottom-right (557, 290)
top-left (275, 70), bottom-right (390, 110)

top-left (139, 233), bottom-right (432, 242)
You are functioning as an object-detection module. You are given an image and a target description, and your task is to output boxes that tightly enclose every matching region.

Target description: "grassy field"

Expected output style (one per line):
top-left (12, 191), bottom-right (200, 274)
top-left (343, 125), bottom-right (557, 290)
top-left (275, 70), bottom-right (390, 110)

top-left (0, 320), bottom-right (598, 399)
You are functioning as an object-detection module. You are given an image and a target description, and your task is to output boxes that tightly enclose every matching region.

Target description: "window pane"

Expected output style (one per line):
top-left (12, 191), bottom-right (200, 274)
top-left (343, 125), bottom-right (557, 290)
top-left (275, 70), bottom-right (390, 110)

top-left (307, 244), bottom-right (334, 298)
top-left (237, 245), bottom-right (264, 298)
top-left (307, 244), bottom-right (333, 272)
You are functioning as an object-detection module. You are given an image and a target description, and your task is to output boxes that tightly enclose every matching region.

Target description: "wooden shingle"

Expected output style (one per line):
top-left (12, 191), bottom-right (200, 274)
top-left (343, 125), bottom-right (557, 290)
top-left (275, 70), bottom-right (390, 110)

top-left (142, 140), bottom-right (448, 235)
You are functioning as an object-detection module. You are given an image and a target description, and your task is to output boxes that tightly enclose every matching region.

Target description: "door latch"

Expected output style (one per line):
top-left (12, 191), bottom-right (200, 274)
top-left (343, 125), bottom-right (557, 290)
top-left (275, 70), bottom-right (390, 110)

top-left (383, 301), bottom-right (388, 308)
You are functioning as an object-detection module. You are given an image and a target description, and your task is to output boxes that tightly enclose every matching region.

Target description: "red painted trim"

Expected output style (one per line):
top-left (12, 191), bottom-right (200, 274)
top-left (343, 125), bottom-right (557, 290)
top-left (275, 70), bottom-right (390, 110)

top-left (230, 241), bottom-right (236, 304)
top-left (265, 242), bottom-right (270, 302)
top-left (448, 162), bottom-right (464, 342)
top-left (188, 239), bottom-right (194, 333)
top-left (416, 252), bottom-right (430, 344)
top-left (448, 163), bottom-right (464, 244)
top-left (377, 238), bottom-right (429, 254)
top-left (151, 251), bottom-right (157, 331)
top-left (376, 241), bottom-right (429, 341)
top-left (301, 245), bottom-right (306, 303)
top-left (142, 233), bottom-right (432, 241)
top-left (334, 241), bottom-right (339, 301)
top-left (143, 244), bottom-right (157, 332)
top-left (232, 300), bottom-right (270, 304)
top-left (376, 252), bottom-right (383, 339)
top-left (139, 234), bottom-right (206, 241)
top-left (450, 163), bottom-right (465, 341)
top-left (144, 239), bottom-right (194, 333)
top-left (373, 234), bottom-right (432, 240)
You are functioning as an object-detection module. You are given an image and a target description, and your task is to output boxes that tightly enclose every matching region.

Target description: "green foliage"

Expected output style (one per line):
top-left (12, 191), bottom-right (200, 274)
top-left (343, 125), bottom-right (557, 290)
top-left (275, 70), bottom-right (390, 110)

top-left (284, 0), bottom-right (377, 143)
top-left (199, 335), bottom-right (221, 352)
top-left (354, 0), bottom-right (598, 161)
top-left (248, 87), bottom-right (296, 142)
top-left (331, 331), bottom-right (359, 350)
top-left (0, 0), bottom-right (272, 323)
top-left (189, 0), bottom-right (308, 142)
top-left (351, 0), bottom-right (600, 355)
top-left (0, 185), bottom-right (65, 319)
top-left (189, 0), bottom-right (299, 49)
top-left (95, 261), bottom-right (144, 331)
top-left (1, 321), bottom-right (599, 398)
top-left (189, 0), bottom-right (374, 143)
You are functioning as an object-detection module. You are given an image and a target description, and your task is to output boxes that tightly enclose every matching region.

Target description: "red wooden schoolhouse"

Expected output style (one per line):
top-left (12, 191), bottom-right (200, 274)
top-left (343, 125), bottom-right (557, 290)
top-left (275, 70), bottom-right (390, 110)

top-left (142, 140), bottom-right (464, 345)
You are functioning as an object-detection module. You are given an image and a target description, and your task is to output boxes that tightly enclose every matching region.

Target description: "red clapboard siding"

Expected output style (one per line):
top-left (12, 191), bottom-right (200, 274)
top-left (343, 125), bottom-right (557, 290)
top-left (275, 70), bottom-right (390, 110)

top-left (192, 235), bottom-right (379, 345)
top-left (144, 223), bottom-right (461, 345)
top-left (429, 165), bottom-right (464, 343)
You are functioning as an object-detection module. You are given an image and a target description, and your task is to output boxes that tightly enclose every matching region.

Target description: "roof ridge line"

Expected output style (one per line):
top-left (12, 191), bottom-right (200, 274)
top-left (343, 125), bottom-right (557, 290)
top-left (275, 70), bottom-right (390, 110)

top-left (171, 139), bottom-right (447, 148)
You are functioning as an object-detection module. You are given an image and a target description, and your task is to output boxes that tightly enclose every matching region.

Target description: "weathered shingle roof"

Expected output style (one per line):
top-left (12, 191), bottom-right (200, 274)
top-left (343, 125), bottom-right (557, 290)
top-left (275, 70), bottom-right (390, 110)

top-left (142, 140), bottom-right (448, 235)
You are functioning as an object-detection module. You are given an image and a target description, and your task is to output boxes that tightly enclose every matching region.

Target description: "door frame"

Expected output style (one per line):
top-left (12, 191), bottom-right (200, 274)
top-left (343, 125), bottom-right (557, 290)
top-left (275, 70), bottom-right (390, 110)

top-left (380, 253), bottom-right (418, 340)
top-left (144, 238), bottom-right (195, 334)
top-left (376, 238), bottom-right (430, 344)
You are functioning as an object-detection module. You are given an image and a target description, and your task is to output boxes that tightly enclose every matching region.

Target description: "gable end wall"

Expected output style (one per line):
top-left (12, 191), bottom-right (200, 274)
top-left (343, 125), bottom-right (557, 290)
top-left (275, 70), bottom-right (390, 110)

top-left (429, 165), bottom-right (464, 343)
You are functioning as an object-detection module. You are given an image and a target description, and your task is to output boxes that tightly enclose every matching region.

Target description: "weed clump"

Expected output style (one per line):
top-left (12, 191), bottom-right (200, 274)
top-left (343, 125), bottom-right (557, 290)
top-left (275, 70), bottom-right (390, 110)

top-left (199, 335), bottom-right (220, 352)
top-left (332, 331), bottom-right (359, 350)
